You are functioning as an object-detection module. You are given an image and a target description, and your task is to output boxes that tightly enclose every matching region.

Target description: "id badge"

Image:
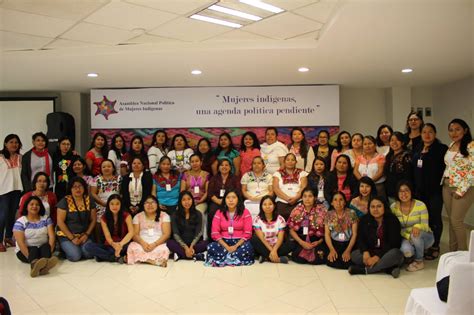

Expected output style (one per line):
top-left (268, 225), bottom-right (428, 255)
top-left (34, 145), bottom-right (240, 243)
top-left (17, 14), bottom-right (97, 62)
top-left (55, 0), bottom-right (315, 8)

top-left (417, 159), bottom-right (423, 168)
top-left (303, 226), bottom-right (309, 235)
top-left (166, 184), bottom-right (171, 191)
top-left (255, 190), bottom-right (261, 195)
top-left (219, 189), bottom-right (225, 197)
top-left (317, 190), bottom-right (324, 199)
top-left (376, 238), bottom-right (381, 247)
top-left (147, 228), bottom-right (154, 236)
top-left (287, 186), bottom-right (293, 191)
top-left (338, 233), bottom-right (346, 241)
top-left (194, 186), bottom-right (200, 194)
top-left (228, 226), bottom-right (234, 234)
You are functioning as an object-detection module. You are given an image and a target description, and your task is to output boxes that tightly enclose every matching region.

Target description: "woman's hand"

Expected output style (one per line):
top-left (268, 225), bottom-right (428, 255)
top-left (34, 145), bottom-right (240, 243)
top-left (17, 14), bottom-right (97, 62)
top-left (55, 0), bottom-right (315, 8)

top-left (327, 249), bottom-right (338, 262)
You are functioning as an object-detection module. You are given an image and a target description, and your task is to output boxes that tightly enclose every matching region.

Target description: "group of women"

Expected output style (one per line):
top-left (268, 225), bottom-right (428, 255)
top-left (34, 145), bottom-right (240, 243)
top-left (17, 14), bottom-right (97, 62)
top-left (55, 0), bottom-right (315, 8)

top-left (0, 112), bottom-right (472, 278)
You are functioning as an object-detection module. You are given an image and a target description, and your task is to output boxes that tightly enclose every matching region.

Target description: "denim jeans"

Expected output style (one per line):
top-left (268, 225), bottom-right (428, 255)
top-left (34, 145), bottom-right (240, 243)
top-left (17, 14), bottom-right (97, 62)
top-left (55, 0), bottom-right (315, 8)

top-left (0, 190), bottom-right (21, 241)
top-left (83, 242), bottom-right (128, 262)
top-left (401, 231), bottom-right (435, 261)
top-left (59, 237), bottom-right (93, 262)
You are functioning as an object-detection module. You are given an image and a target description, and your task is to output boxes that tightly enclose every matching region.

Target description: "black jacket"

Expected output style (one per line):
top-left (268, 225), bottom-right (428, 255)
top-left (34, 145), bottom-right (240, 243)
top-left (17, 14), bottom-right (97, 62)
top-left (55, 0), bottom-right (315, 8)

top-left (121, 171), bottom-right (153, 212)
top-left (312, 144), bottom-right (335, 169)
top-left (413, 141), bottom-right (448, 198)
top-left (357, 213), bottom-right (402, 256)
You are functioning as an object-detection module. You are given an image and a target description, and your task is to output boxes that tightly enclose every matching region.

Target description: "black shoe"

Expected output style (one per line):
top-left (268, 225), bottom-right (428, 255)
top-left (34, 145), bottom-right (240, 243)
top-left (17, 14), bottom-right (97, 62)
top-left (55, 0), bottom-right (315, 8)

top-left (193, 253), bottom-right (205, 262)
top-left (348, 265), bottom-right (367, 275)
top-left (259, 256), bottom-right (266, 264)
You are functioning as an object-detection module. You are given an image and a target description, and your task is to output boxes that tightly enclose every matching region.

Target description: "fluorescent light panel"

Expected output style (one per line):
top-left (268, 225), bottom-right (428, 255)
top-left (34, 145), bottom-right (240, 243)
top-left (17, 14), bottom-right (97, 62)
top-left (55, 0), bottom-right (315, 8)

top-left (239, 0), bottom-right (284, 14)
top-left (190, 14), bottom-right (242, 28)
top-left (208, 4), bottom-right (262, 21)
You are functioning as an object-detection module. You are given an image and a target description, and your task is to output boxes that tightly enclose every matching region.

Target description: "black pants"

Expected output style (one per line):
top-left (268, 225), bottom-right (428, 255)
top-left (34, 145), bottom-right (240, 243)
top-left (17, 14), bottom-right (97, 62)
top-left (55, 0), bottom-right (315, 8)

top-left (326, 239), bottom-right (352, 270)
top-left (250, 235), bottom-right (293, 259)
top-left (421, 193), bottom-right (443, 248)
top-left (292, 235), bottom-right (328, 265)
top-left (16, 243), bottom-right (52, 264)
top-left (351, 248), bottom-right (404, 273)
top-left (207, 202), bottom-right (220, 239)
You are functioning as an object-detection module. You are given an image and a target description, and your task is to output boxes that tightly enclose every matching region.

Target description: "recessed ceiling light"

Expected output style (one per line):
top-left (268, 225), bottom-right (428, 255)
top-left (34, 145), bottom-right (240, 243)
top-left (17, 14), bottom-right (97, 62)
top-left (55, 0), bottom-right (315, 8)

top-left (208, 5), bottom-right (262, 21)
top-left (239, 0), bottom-right (284, 14)
top-left (298, 67), bottom-right (310, 72)
top-left (87, 73), bottom-right (98, 78)
top-left (401, 68), bottom-right (413, 73)
top-left (190, 14), bottom-right (242, 28)
top-left (191, 70), bottom-right (202, 75)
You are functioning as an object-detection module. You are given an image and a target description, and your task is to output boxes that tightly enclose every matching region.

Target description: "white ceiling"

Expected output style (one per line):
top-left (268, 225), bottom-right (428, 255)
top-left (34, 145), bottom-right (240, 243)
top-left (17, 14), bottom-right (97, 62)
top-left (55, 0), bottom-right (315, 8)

top-left (0, 0), bottom-right (472, 92)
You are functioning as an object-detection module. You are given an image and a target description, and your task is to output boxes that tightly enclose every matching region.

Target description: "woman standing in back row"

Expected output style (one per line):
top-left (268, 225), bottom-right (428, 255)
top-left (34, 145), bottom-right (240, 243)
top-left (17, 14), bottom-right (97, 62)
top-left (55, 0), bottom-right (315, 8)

top-left (442, 119), bottom-right (474, 251)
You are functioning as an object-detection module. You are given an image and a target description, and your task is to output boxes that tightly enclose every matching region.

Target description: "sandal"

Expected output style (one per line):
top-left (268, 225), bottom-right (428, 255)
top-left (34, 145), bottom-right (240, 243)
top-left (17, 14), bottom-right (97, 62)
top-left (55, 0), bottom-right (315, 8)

top-left (424, 247), bottom-right (440, 260)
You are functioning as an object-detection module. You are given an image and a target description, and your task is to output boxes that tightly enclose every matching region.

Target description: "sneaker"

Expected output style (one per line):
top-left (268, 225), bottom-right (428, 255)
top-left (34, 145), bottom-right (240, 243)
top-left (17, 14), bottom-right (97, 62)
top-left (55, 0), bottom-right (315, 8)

top-left (193, 253), bottom-right (205, 262)
top-left (40, 257), bottom-right (59, 275)
top-left (4, 238), bottom-right (15, 248)
top-left (406, 261), bottom-right (424, 272)
top-left (173, 253), bottom-right (179, 262)
top-left (0, 243), bottom-right (6, 252)
top-left (30, 258), bottom-right (48, 278)
top-left (279, 256), bottom-right (289, 264)
top-left (348, 265), bottom-right (367, 275)
top-left (391, 267), bottom-right (401, 278)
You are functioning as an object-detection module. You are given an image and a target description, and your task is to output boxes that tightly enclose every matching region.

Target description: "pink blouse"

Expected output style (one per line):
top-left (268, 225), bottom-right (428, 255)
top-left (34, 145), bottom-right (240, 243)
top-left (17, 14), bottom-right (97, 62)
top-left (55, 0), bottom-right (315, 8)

top-left (240, 148), bottom-right (261, 176)
top-left (211, 208), bottom-right (253, 241)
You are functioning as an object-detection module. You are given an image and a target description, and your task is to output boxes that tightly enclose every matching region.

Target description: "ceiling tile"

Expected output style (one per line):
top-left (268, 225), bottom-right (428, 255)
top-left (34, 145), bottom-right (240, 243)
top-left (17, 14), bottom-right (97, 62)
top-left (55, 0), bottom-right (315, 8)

top-left (44, 38), bottom-right (108, 49)
top-left (124, 0), bottom-right (214, 15)
top-left (288, 30), bottom-right (319, 40)
top-left (125, 34), bottom-right (183, 44)
top-left (0, 8), bottom-right (77, 37)
top-left (149, 17), bottom-right (230, 42)
top-left (0, 31), bottom-right (53, 51)
top-left (242, 12), bottom-right (322, 40)
top-left (0, 0), bottom-right (110, 21)
top-left (264, 0), bottom-right (320, 11)
top-left (293, 0), bottom-right (338, 23)
top-left (60, 22), bottom-right (135, 45)
top-left (85, 1), bottom-right (177, 31)
top-left (205, 29), bottom-right (272, 41)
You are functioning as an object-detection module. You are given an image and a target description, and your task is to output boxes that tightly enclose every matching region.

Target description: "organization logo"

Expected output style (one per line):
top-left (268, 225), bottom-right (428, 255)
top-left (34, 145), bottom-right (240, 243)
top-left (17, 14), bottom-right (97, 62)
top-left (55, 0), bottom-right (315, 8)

top-left (94, 95), bottom-right (118, 120)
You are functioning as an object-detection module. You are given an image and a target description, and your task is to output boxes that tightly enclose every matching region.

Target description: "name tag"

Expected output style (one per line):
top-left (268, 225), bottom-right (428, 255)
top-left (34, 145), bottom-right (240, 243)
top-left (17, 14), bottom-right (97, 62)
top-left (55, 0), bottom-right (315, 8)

top-left (255, 189), bottom-right (261, 195)
top-left (219, 189), bottom-right (225, 197)
top-left (317, 190), bottom-right (324, 199)
top-left (338, 233), bottom-right (346, 241)
top-left (166, 184), bottom-right (171, 191)
top-left (376, 238), bottom-right (381, 247)
top-left (417, 159), bottom-right (423, 168)
top-left (147, 228), bottom-right (154, 237)
top-left (303, 226), bottom-right (309, 235)
top-left (228, 226), bottom-right (234, 234)
top-left (287, 186), bottom-right (293, 191)
top-left (194, 186), bottom-right (200, 194)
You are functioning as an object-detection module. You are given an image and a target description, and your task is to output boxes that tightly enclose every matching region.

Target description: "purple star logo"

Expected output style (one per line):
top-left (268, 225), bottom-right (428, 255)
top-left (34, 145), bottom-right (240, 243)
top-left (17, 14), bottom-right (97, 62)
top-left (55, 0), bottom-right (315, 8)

top-left (94, 96), bottom-right (118, 120)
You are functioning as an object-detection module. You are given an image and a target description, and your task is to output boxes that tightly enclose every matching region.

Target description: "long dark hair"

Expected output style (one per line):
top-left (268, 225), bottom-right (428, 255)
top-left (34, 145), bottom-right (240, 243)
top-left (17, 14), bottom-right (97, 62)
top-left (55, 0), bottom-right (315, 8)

top-left (331, 154), bottom-right (353, 190)
top-left (240, 131), bottom-right (260, 151)
top-left (143, 195), bottom-right (161, 222)
top-left (110, 133), bottom-right (127, 160)
top-left (376, 124), bottom-right (393, 146)
top-left (288, 127), bottom-right (310, 163)
top-left (89, 132), bottom-right (108, 157)
top-left (197, 138), bottom-right (214, 161)
top-left (367, 196), bottom-right (396, 224)
top-left (449, 118), bottom-right (472, 157)
top-left (170, 133), bottom-right (190, 150)
top-left (151, 129), bottom-right (169, 149)
top-left (258, 195), bottom-right (278, 222)
top-left (221, 189), bottom-right (244, 220)
top-left (157, 156), bottom-right (178, 177)
top-left (420, 123), bottom-right (441, 148)
top-left (386, 132), bottom-right (408, 162)
top-left (175, 191), bottom-right (199, 226)
top-left (72, 156), bottom-right (91, 176)
top-left (104, 194), bottom-right (126, 239)
top-left (307, 156), bottom-right (328, 184)
top-left (1, 134), bottom-right (22, 159)
top-left (317, 129), bottom-right (330, 146)
top-left (336, 131), bottom-right (352, 152)
top-left (99, 159), bottom-right (117, 176)
top-left (128, 135), bottom-right (146, 156)
top-left (405, 111), bottom-right (424, 133)
top-left (356, 176), bottom-right (377, 199)
top-left (21, 195), bottom-right (46, 216)
top-left (215, 133), bottom-right (236, 155)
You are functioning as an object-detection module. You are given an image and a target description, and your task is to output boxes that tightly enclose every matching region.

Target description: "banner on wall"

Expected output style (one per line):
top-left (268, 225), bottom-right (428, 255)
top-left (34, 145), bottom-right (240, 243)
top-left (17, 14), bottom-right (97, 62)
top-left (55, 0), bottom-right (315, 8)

top-left (90, 85), bottom-right (339, 129)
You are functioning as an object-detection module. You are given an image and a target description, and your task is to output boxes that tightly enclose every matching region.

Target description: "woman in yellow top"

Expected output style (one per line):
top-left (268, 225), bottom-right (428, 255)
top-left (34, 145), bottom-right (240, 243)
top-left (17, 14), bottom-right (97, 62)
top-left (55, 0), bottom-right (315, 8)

top-left (390, 180), bottom-right (434, 272)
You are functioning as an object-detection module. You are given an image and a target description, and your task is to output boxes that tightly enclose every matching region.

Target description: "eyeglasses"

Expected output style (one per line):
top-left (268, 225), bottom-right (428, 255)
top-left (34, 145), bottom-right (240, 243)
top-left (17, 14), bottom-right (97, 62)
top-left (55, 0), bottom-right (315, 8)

top-left (408, 118), bottom-right (420, 122)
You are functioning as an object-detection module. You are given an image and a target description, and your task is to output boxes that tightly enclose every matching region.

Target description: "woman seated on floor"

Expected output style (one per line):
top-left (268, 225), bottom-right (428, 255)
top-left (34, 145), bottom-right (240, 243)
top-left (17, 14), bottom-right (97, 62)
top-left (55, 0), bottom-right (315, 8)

top-left (250, 196), bottom-right (291, 264)
top-left (349, 196), bottom-right (404, 278)
top-left (84, 194), bottom-right (133, 263)
top-left (127, 195), bottom-right (171, 267)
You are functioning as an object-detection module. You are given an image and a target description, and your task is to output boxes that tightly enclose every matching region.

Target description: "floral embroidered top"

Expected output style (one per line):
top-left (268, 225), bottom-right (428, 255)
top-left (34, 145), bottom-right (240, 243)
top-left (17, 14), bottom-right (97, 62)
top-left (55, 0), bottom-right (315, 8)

top-left (241, 171), bottom-right (273, 198)
top-left (253, 215), bottom-right (286, 245)
top-left (443, 141), bottom-right (474, 196)
top-left (288, 203), bottom-right (327, 238)
top-left (324, 209), bottom-right (358, 242)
